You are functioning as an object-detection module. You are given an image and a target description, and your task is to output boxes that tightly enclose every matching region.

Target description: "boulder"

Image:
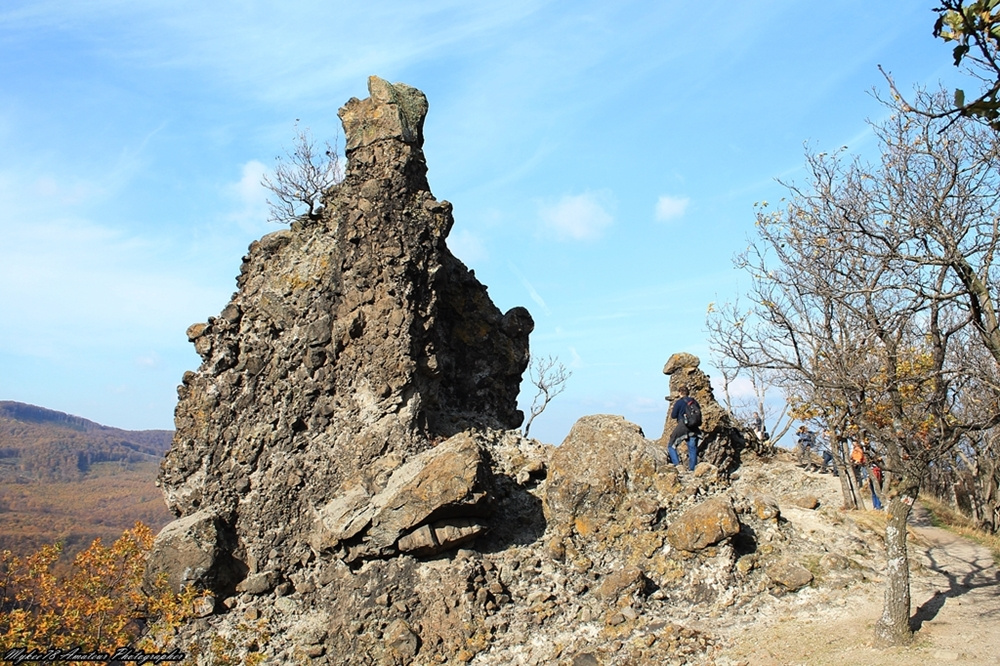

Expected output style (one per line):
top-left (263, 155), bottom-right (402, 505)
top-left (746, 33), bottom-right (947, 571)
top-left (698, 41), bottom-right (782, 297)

top-left (787, 494), bottom-right (820, 510)
top-left (752, 494), bottom-right (781, 521)
top-left (310, 432), bottom-right (490, 560)
top-left (144, 510), bottom-right (238, 594)
top-left (658, 352), bottom-right (748, 472)
top-left (765, 559), bottom-right (814, 591)
top-left (666, 497), bottom-right (740, 552)
top-left (543, 414), bottom-right (673, 536)
top-left (396, 518), bottom-right (485, 556)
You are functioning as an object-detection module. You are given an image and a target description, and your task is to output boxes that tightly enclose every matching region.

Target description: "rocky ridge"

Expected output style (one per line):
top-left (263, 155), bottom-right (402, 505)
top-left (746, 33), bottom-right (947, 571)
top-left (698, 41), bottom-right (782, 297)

top-left (149, 78), bottom-right (892, 665)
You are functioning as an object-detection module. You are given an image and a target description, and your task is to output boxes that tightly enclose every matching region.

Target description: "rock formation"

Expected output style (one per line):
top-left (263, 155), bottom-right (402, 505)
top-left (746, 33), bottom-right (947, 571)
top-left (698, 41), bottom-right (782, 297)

top-left (657, 352), bottom-right (748, 472)
top-left (151, 76), bottom-right (532, 592)
top-left (149, 79), bottom-right (891, 666)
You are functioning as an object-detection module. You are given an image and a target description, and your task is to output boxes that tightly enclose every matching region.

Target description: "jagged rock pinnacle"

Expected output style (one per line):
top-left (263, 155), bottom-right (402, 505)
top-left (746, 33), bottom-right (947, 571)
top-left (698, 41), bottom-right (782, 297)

top-left (151, 76), bottom-right (532, 594)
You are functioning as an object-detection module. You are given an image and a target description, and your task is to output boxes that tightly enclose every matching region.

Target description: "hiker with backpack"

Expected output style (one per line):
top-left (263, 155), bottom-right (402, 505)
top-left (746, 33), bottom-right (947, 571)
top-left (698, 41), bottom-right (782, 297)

top-left (796, 426), bottom-right (816, 467)
top-left (667, 385), bottom-right (701, 471)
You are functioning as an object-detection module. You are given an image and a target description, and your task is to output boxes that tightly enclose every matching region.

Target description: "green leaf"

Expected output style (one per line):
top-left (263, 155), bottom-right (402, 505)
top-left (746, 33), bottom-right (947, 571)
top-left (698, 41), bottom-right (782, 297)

top-left (955, 88), bottom-right (967, 108)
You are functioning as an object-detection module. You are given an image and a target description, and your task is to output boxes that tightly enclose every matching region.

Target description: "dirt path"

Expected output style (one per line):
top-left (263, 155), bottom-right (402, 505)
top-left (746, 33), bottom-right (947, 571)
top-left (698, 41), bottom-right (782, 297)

top-left (720, 501), bottom-right (1000, 665)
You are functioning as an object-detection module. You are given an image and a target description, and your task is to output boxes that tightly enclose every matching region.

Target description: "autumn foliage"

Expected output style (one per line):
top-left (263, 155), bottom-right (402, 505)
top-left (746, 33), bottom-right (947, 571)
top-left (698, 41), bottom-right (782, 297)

top-left (0, 522), bottom-right (199, 658)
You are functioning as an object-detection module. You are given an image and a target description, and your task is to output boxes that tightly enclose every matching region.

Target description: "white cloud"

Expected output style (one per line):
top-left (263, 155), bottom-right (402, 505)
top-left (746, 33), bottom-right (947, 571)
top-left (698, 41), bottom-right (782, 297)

top-left (227, 160), bottom-right (269, 231)
top-left (655, 195), bottom-right (690, 222)
top-left (539, 191), bottom-right (614, 241)
top-left (0, 212), bottom-right (219, 357)
top-left (448, 228), bottom-right (489, 266)
top-left (710, 374), bottom-right (755, 400)
top-left (135, 352), bottom-right (162, 369)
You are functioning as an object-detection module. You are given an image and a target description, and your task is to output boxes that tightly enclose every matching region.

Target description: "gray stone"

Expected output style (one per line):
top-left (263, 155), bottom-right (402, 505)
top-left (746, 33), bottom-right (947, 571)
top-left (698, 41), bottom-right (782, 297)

top-left (766, 559), bottom-right (815, 591)
top-left (310, 433), bottom-right (489, 559)
top-left (396, 518), bottom-right (485, 556)
top-left (752, 494), bottom-right (781, 521)
top-left (383, 619), bottom-right (420, 664)
top-left (544, 414), bottom-right (674, 538)
top-left (666, 497), bottom-right (741, 552)
top-left (157, 75), bottom-right (532, 592)
top-left (144, 510), bottom-right (235, 594)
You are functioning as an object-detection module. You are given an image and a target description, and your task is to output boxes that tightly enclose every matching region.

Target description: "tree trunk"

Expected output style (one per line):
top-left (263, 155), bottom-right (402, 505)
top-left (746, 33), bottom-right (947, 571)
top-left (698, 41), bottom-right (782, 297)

top-left (873, 481), bottom-right (919, 646)
top-left (837, 440), bottom-right (859, 510)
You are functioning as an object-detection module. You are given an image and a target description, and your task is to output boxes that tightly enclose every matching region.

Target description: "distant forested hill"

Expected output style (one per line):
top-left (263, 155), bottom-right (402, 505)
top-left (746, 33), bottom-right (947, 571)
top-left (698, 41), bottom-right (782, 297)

top-left (0, 401), bottom-right (173, 557)
top-left (0, 401), bottom-right (171, 481)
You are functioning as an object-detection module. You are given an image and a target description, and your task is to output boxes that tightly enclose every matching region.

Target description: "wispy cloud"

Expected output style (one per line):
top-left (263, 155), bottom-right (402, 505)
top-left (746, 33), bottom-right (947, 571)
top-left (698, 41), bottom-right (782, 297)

top-left (538, 191), bottom-right (614, 241)
top-left (711, 374), bottom-right (756, 400)
top-left (508, 263), bottom-right (551, 316)
top-left (0, 209), bottom-right (219, 357)
top-left (0, 1), bottom-right (550, 105)
top-left (226, 160), bottom-right (269, 232)
top-left (448, 228), bottom-right (489, 266)
top-left (655, 195), bottom-right (690, 222)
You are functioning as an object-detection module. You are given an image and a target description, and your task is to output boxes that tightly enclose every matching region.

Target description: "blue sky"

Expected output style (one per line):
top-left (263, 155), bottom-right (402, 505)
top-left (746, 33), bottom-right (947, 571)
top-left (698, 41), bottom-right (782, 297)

top-left (0, 1), bottom-right (971, 445)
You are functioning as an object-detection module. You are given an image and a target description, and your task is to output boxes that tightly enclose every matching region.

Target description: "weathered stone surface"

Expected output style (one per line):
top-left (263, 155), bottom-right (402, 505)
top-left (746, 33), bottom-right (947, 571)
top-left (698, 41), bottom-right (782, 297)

top-left (658, 351), bottom-right (751, 472)
top-left (543, 414), bottom-right (673, 535)
top-left (787, 494), bottom-right (820, 509)
top-left (309, 432), bottom-right (489, 560)
top-left (383, 619), bottom-right (421, 664)
top-left (396, 517), bottom-right (485, 556)
top-left (752, 494), bottom-right (781, 521)
top-left (339, 76), bottom-right (428, 150)
top-left (666, 497), bottom-right (740, 552)
top-left (145, 510), bottom-right (238, 594)
top-left (662, 352), bottom-right (700, 374)
top-left (154, 76), bottom-right (532, 593)
top-left (766, 559), bottom-right (815, 591)
top-left (236, 571), bottom-right (276, 595)
top-left (596, 566), bottom-right (646, 607)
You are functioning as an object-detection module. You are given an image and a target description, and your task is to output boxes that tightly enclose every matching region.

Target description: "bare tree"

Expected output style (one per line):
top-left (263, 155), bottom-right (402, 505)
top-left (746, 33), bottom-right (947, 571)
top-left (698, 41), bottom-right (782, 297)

top-left (261, 124), bottom-right (344, 225)
top-left (713, 359), bottom-right (791, 446)
top-left (522, 355), bottom-right (571, 439)
top-left (709, 90), bottom-right (1000, 646)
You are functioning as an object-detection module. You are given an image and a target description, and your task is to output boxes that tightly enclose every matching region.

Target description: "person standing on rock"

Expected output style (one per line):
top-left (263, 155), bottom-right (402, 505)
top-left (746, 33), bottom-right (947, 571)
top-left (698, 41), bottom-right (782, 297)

top-left (667, 385), bottom-right (701, 471)
top-left (751, 412), bottom-right (768, 444)
top-left (796, 426), bottom-right (816, 468)
top-left (819, 429), bottom-right (838, 476)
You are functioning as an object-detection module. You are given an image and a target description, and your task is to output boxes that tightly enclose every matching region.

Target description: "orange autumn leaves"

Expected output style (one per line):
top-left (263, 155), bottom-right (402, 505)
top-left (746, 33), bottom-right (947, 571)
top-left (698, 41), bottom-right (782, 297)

top-left (0, 522), bottom-right (200, 656)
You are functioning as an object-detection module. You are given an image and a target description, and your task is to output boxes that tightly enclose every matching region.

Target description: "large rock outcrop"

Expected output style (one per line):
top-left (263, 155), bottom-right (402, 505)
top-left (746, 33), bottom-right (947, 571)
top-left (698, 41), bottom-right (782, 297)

top-left (153, 76), bottom-right (532, 593)
top-left (149, 80), bottom-right (891, 666)
top-left (658, 352), bottom-right (747, 472)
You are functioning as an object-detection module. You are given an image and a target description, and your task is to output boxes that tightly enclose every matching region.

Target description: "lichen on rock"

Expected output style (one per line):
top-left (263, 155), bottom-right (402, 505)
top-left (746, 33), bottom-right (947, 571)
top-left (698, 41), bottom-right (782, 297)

top-left (152, 75), bottom-right (533, 594)
top-left (147, 79), bottom-right (889, 666)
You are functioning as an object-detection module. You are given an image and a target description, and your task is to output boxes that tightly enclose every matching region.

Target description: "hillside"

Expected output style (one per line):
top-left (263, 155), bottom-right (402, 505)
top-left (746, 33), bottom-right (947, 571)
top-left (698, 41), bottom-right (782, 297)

top-left (0, 401), bottom-right (173, 556)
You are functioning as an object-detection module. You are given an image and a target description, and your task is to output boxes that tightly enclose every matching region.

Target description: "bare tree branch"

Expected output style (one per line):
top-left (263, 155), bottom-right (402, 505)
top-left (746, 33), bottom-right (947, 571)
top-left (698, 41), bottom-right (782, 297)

top-left (708, 89), bottom-right (1000, 646)
top-left (261, 124), bottom-right (344, 225)
top-left (522, 355), bottom-right (571, 439)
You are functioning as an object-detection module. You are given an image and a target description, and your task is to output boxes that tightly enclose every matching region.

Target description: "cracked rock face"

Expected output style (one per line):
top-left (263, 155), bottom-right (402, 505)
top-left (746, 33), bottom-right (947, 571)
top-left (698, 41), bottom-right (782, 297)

top-left (146, 78), bottom-right (878, 666)
top-left (658, 352), bottom-right (749, 472)
top-left (152, 76), bottom-right (533, 594)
